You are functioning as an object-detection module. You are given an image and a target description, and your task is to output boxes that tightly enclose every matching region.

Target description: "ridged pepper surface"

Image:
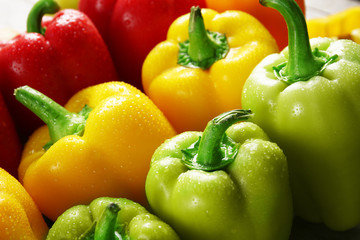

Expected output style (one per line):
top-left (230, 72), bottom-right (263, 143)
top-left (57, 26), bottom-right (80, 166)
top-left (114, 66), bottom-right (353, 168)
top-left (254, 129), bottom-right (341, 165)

top-left (242, 0), bottom-right (360, 231)
top-left (79, 0), bottom-right (206, 90)
top-left (142, 7), bottom-right (278, 133)
top-left (15, 82), bottom-right (175, 221)
top-left (46, 197), bottom-right (180, 240)
top-left (146, 110), bottom-right (293, 240)
top-left (0, 0), bottom-right (118, 139)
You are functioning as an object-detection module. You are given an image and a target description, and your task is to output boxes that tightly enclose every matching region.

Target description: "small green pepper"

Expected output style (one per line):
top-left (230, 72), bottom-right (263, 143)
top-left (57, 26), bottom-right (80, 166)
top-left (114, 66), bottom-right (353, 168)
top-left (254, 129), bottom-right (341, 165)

top-left (145, 110), bottom-right (293, 240)
top-left (46, 197), bottom-right (180, 240)
top-left (242, 0), bottom-right (360, 231)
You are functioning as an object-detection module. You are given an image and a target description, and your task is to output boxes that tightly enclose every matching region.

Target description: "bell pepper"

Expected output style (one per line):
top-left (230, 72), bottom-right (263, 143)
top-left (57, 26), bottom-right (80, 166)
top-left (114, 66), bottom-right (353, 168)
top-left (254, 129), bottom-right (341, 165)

top-left (46, 197), bottom-right (180, 239)
top-left (78, 0), bottom-right (206, 91)
top-left (0, 93), bottom-right (22, 177)
top-left (205, 0), bottom-right (306, 50)
top-left (145, 109), bottom-right (293, 240)
top-left (142, 7), bottom-right (278, 133)
top-left (0, 0), bottom-right (119, 139)
top-left (307, 7), bottom-right (360, 41)
top-left (15, 82), bottom-right (176, 221)
top-left (242, 0), bottom-right (360, 231)
top-left (0, 167), bottom-right (48, 240)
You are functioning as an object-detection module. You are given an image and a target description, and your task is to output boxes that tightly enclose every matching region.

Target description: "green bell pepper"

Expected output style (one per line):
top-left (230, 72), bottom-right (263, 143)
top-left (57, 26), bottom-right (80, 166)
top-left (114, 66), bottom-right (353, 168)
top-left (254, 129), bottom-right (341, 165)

top-left (46, 197), bottom-right (180, 240)
top-left (242, 0), bottom-right (360, 231)
top-left (145, 109), bottom-right (293, 240)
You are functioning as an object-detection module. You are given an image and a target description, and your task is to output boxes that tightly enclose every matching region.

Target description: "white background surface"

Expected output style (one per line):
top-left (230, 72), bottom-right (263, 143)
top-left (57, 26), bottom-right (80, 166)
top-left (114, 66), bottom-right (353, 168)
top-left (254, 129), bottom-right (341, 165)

top-left (0, 0), bottom-right (360, 33)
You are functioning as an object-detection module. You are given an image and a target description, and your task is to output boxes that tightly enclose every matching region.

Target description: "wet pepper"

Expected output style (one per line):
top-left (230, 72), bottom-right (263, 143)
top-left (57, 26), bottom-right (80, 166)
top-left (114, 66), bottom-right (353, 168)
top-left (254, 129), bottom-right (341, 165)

top-left (0, 167), bottom-right (48, 240)
top-left (242, 0), bottom-right (360, 231)
top-left (142, 7), bottom-right (278, 133)
top-left (146, 110), bottom-right (293, 240)
top-left (79, 0), bottom-right (206, 90)
top-left (46, 197), bottom-right (180, 240)
top-left (0, 0), bottom-right (118, 138)
top-left (15, 82), bottom-right (176, 221)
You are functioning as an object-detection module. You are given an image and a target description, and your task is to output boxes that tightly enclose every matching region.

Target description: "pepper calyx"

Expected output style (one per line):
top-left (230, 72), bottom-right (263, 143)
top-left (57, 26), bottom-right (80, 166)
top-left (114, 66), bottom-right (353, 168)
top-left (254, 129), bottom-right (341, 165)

top-left (177, 6), bottom-right (229, 70)
top-left (273, 48), bottom-right (338, 84)
top-left (261, 0), bottom-right (337, 84)
top-left (181, 109), bottom-right (253, 171)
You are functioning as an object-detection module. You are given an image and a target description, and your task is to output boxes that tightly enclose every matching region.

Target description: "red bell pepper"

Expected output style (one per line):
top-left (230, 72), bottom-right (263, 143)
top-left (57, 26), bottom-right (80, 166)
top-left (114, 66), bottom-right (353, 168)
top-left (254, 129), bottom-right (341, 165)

top-left (0, 92), bottom-right (21, 178)
top-left (79, 0), bottom-right (206, 90)
top-left (0, 0), bottom-right (119, 139)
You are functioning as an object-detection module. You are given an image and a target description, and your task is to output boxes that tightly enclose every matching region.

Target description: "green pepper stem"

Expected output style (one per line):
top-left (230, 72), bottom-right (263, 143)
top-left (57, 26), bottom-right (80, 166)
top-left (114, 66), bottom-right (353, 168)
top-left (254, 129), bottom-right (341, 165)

top-left (260, 0), bottom-right (324, 82)
top-left (188, 6), bottom-right (217, 64)
top-left (14, 86), bottom-right (91, 148)
top-left (178, 6), bottom-right (229, 69)
top-left (27, 0), bottom-right (60, 34)
top-left (94, 203), bottom-right (121, 240)
top-left (196, 110), bottom-right (252, 167)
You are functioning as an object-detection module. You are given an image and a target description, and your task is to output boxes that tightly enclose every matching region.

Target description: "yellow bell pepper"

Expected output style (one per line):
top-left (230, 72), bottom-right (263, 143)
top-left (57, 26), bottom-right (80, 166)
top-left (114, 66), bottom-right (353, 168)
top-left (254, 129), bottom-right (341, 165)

top-left (142, 7), bottom-right (278, 133)
top-left (307, 6), bottom-right (360, 43)
top-left (0, 168), bottom-right (48, 240)
top-left (15, 82), bottom-right (176, 221)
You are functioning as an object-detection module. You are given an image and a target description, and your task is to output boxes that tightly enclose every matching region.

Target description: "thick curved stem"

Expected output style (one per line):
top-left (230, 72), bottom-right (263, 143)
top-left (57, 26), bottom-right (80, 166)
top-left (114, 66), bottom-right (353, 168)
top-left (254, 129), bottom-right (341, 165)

top-left (14, 86), bottom-right (91, 148)
top-left (178, 6), bottom-right (229, 69)
top-left (261, 0), bottom-right (336, 83)
top-left (182, 109), bottom-right (253, 171)
top-left (94, 203), bottom-right (121, 240)
top-left (27, 0), bottom-right (60, 34)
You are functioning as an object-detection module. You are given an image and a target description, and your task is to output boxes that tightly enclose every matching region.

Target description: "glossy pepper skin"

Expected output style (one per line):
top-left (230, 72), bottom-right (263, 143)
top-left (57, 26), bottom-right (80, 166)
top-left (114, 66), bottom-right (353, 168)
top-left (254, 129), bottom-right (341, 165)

top-left (205, 0), bottom-right (305, 50)
top-left (78, 0), bottom-right (206, 91)
top-left (47, 197), bottom-right (180, 240)
top-left (0, 93), bottom-right (21, 177)
top-left (0, 167), bottom-right (48, 240)
top-left (0, 0), bottom-right (118, 139)
top-left (142, 7), bottom-right (278, 133)
top-left (15, 82), bottom-right (176, 221)
top-left (307, 7), bottom-right (360, 41)
top-left (242, 0), bottom-right (360, 231)
top-left (146, 110), bottom-right (293, 240)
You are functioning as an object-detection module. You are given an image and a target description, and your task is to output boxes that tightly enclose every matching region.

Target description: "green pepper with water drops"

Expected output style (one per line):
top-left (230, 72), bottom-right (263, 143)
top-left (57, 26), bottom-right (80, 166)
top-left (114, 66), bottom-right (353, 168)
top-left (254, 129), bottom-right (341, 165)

top-left (242, 0), bottom-right (360, 231)
top-left (46, 197), bottom-right (180, 240)
top-left (145, 109), bottom-right (293, 240)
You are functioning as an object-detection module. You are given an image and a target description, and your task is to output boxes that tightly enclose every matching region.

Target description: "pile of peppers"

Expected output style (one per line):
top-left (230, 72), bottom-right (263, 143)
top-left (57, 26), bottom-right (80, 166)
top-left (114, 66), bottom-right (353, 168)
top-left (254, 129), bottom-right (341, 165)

top-left (0, 0), bottom-right (360, 239)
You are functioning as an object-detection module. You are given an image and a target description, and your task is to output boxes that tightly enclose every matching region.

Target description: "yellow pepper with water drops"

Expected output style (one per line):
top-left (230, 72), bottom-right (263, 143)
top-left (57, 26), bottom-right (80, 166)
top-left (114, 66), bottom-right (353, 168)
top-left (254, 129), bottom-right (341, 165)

top-left (15, 82), bottom-right (176, 221)
top-left (0, 168), bottom-right (48, 240)
top-left (142, 7), bottom-right (278, 133)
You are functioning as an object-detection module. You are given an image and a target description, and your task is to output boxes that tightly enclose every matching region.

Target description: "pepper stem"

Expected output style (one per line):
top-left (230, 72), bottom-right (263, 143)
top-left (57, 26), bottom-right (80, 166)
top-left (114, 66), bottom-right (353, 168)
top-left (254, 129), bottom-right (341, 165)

top-left (178, 6), bottom-right (229, 69)
top-left (261, 0), bottom-right (337, 84)
top-left (182, 109), bottom-right (252, 171)
top-left (14, 86), bottom-right (91, 149)
top-left (27, 0), bottom-right (60, 34)
top-left (94, 203), bottom-right (121, 240)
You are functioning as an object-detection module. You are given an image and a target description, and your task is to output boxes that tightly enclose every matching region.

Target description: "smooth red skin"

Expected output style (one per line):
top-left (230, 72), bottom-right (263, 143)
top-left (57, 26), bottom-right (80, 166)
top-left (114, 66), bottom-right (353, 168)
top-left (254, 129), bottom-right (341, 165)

top-left (0, 93), bottom-right (22, 178)
top-left (0, 9), bottom-right (119, 140)
top-left (79, 0), bottom-right (206, 91)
